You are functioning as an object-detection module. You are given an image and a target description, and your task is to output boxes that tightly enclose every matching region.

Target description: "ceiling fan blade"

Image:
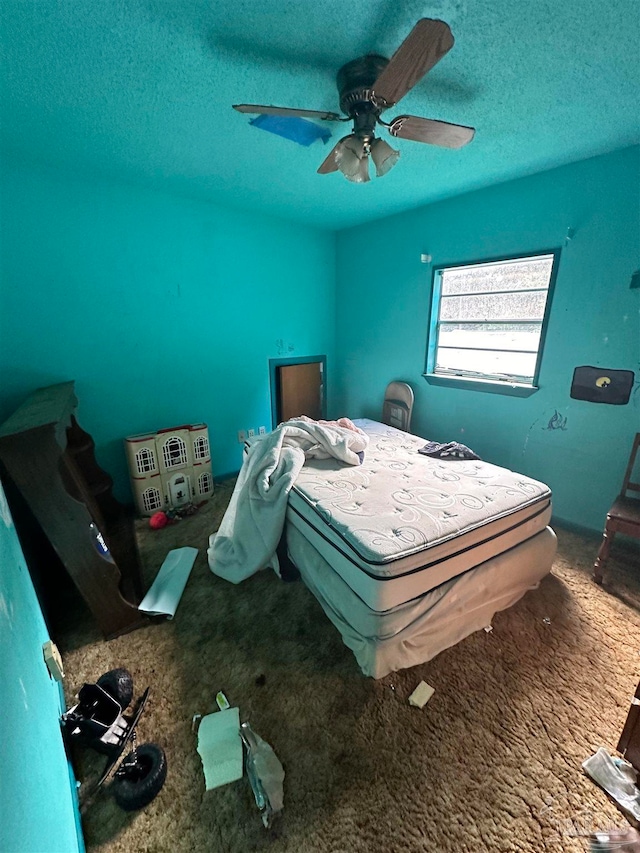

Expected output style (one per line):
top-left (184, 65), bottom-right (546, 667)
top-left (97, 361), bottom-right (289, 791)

top-left (317, 138), bottom-right (344, 173)
top-left (233, 104), bottom-right (343, 121)
top-left (372, 19), bottom-right (454, 107)
top-left (387, 115), bottom-right (475, 148)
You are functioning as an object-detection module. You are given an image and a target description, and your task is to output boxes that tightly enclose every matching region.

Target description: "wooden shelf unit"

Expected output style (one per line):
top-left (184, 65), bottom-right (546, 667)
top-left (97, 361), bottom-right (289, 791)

top-left (0, 382), bottom-right (147, 639)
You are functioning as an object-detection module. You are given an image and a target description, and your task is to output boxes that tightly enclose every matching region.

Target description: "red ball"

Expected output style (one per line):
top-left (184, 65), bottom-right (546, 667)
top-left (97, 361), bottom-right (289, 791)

top-left (149, 511), bottom-right (168, 530)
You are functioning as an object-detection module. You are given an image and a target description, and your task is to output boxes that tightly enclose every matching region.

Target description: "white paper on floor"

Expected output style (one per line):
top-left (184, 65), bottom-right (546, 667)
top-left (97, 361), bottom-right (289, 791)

top-left (408, 681), bottom-right (435, 708)
top-left (197, 707), bottom-right (243, 790)
top-left (138, 546), bottom-right (198, 618)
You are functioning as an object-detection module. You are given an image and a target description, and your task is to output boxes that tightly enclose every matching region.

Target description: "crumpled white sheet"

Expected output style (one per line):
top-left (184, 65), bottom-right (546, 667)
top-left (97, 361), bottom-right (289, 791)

top-left (582, 746), bottom-right (640, 821)
top-left (208, 419), bottom-right (368, 584)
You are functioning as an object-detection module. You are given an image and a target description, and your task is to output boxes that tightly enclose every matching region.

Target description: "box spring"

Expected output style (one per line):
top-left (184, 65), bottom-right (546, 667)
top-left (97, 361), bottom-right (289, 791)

top-left (286, 523), bottom-right (557, 678)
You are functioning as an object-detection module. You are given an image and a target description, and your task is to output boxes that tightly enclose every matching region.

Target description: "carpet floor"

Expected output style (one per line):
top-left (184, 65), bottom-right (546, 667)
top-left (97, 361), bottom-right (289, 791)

top-left (57, 482), bottom-right (640, 853)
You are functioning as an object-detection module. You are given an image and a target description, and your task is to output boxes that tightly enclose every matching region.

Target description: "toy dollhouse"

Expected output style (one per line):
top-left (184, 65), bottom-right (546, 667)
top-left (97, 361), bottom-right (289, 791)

top-left (124, 424), bottom-right (213, 517)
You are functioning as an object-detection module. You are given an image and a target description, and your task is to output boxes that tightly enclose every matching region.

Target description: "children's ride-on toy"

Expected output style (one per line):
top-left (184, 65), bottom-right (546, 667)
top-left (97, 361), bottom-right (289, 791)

top-left (62, 668), bottom-right (167, 811)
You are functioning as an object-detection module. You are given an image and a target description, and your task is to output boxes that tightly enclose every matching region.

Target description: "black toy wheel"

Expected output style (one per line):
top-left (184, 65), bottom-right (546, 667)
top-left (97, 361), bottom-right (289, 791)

top-left (112, 743), bottom-right (167, 811)
top-left (97, 668), bottom-right (134, 709)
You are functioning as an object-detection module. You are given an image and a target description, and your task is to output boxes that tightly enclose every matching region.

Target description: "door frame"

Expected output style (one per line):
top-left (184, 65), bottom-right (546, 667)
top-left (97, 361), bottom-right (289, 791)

top-left (269, 355), bottom-right (327, 429)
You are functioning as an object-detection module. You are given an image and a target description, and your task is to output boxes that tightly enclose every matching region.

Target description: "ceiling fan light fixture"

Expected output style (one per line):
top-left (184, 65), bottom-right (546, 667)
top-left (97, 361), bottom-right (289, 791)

top-left (370, 137), bottom-right (400, 177)
top-left (233, 19), bottom-right (475, 184)
top-left (335, 135), bottom-right (370, 182)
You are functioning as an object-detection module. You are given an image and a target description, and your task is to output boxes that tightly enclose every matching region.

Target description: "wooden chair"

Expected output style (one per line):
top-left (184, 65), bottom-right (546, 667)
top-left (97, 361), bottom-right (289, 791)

top-left (593, 432), bottom-right (640, 583)
top-left (382, 381), bottom-right (414, 432)
top-left (617, 678), bottom-right (640, 772)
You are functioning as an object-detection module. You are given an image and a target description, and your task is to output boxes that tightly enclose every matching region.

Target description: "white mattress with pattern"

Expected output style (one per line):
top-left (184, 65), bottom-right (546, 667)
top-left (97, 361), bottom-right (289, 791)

top-left (287, 419), bottom-right (552, 611)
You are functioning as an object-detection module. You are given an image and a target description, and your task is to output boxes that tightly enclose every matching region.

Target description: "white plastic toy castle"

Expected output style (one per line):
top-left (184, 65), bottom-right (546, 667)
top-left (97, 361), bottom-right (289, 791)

top-left (124, 424), bottom-right (213, 517)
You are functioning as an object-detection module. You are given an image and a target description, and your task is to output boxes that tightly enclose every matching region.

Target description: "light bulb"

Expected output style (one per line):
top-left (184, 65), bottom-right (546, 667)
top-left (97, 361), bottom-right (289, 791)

top-left (335, 135), bottom-right (370, 183)
top-left (370, 138), bottom-right (400, 177)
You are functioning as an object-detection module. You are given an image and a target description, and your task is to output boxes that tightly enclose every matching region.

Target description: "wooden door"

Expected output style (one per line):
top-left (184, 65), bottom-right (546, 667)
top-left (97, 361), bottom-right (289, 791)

top-left (277, 361), bottom-right (324, 422)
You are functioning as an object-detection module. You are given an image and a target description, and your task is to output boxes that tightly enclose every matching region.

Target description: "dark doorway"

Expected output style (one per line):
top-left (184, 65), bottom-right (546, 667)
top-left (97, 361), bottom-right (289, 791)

top-left (269, 356), bottom-right (326, 427)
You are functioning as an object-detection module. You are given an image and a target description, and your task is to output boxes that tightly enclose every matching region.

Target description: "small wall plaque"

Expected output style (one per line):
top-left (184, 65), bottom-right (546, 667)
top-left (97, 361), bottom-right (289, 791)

top-left (570, 366), bottom-right (634, 405)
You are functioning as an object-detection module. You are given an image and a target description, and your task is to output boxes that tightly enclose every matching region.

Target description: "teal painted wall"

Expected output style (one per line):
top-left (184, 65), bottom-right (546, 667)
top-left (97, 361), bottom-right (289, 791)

top-left (0, 139), bottom-right (636, 847)
top-left (0, 480), bottom-right (83, 853)
top-left (335, 146), bottom-right (640, 533)
top-left (0, 157), bottom-right (336, 499)
top-left (1, 148), bottom-right (637, 527)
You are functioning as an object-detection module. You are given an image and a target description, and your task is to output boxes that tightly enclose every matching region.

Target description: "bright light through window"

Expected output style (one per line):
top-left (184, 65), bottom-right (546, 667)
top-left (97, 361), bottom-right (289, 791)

top-left (427, 253), bottom-right (558, 386)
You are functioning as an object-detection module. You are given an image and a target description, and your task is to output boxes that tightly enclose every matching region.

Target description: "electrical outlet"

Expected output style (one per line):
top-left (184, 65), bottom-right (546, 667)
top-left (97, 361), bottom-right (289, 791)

top-left (259, 426), bottom-right (266, 435)
top-left (237, 430), bottom-right (246, 443)
top-left (248, 428), bottom-right (255, 439)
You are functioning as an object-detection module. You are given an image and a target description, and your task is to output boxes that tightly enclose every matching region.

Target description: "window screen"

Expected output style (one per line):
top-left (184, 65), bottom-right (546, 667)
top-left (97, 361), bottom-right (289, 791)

top-left (427, 252), bottom-right (558, 386)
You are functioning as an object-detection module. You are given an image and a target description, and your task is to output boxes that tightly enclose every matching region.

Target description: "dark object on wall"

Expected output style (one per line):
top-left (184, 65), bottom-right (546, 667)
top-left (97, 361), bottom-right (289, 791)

top-left (570, 366), bottom-right (634, 405)
top-left (0, 382), bottom-right (147, 638)
top-left (630, 269), bottom-right (640, 289)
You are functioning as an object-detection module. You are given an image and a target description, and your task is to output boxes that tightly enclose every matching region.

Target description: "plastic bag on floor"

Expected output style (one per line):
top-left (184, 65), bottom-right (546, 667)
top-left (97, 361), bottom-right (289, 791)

top-left (582, 747), bottom-right (640, 821)
top-left (589, 828), bottom-right (640, 851)
top-left (240, 722), bottom-right (284, 828)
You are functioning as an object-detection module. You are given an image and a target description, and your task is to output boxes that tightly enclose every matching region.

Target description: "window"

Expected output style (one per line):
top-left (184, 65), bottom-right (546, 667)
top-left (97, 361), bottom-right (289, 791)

top-left (198, 471), bottom-right (213, 495)
top-left (142, 487), bottom-right (162, 512)
top-left (426, 252), bottom-right (558, 388)
top-left (162, 436), bottom-right (187, 468)
top-left (193, 435), bottom-right (209, 460)
top-left (135, 446), bottom-right (156, 474)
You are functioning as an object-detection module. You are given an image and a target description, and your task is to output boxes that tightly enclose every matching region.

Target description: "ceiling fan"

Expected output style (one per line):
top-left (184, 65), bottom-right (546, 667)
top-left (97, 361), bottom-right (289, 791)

top-left (233, 18), bottom-right (475, 183)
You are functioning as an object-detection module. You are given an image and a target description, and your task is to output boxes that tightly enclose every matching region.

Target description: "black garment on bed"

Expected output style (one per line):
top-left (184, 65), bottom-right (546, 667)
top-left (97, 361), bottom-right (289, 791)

top-left (419, 441), bottom-right (481, 461)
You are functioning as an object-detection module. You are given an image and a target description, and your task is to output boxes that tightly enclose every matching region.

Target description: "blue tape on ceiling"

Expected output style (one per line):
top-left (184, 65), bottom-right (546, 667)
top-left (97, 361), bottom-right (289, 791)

top-left (249, 115), bottom-right (332, 147)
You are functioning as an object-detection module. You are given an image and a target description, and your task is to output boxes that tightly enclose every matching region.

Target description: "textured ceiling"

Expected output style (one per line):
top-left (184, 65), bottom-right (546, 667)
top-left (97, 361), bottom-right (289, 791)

top-left (1, 0), bottom-right (639, 229)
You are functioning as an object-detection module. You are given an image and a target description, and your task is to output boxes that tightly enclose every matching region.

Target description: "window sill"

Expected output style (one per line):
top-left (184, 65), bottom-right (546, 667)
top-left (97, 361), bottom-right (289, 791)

top-left (422, 373), bottom-right (539, 397)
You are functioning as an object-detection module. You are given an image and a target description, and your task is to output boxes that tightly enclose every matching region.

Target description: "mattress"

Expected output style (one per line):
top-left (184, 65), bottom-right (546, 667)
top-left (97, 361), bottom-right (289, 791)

top-left (287, 419), bottom-right (552, 610)
top-left (286, 522), bottom-right (557, 678)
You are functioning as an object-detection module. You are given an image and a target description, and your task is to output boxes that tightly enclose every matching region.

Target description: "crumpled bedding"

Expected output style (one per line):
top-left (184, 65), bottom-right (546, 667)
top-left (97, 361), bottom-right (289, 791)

top-left (418, 440), bottom-right (481, 460)
top-left (208, 418), bottom-right (369, 584)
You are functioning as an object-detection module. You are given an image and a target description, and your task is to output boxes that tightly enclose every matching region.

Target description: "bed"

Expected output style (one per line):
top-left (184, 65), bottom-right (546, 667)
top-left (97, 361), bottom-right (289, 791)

top-left (282, 419), bottom-right (556, 678)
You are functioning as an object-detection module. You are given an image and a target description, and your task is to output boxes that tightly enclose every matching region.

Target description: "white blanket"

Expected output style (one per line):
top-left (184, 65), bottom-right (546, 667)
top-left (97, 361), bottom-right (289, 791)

top-left (208, 419), bottom-right (369, 584)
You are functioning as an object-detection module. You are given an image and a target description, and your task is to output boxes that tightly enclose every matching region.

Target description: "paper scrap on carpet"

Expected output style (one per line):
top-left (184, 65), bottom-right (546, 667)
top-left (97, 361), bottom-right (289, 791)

top-left (408, 681), bottom-right (435, 708)
top-left (197, 707), bottom-right (243, 790)
top-left (138, 546), bottom-right (198, 618)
